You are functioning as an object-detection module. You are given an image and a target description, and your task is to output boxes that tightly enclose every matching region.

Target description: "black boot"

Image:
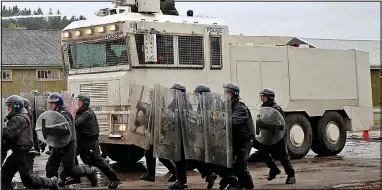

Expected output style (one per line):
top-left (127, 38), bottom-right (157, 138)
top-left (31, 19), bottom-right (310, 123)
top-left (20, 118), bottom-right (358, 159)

top-left (219, 176), bottom-right (238, 189)
top-left (285, 176), bottom-right (296, 184)
top-left (87, 168), bottom-right (99, 187)
top-left (169, 181), bottom-right (188, 189)
top-left (206, 174), bottom-right (217, 189)
top-left (140, 173), bottom-right (155, 182)
top-left (108, 178), bottom-right (120, 189)
top-left (267, 168), bottom-right (281, 181)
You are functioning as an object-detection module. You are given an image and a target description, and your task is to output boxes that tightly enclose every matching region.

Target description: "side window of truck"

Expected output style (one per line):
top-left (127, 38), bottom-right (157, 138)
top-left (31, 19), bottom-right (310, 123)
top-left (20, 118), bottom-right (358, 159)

top-left (134, 34), bottom-right (174, 65)
top-left (210, 36), bottom-right (222, 69)
top-left (178, 36), bottom-right (204, 66)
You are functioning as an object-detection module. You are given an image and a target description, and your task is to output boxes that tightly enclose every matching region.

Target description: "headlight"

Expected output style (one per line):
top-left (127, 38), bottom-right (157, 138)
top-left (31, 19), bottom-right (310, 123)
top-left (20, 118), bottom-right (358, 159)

top-left (96, 26), bottom-right (104, 33)
top-left (85, 29), bottom-right (92, 35)
top-left (74, 30), bottom-right (81, 37)
top-left (113, 124), bottom-right (126, 132)
top-left (108, 24), bottom-right (116, 31)
top-left (63, 32), bottom-right (69, 38)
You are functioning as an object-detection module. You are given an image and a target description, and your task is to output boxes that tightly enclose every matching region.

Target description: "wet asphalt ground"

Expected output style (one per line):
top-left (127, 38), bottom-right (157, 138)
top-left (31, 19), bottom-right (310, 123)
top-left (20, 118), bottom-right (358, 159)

top-left (7, 128), bottom-right (380, 189)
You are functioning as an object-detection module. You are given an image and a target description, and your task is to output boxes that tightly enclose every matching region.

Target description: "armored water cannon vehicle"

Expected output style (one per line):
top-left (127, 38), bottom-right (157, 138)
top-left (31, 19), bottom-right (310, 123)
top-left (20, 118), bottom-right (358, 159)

top-left (61, 0), bottom-right (374, 165)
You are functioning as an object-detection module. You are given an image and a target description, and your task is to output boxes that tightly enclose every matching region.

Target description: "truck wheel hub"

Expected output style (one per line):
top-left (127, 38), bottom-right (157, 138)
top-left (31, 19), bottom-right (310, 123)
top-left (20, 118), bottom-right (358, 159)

top-left (290, 124), bottom-right (305, 147)
top-left (326, 121), bottom-right (340, 144)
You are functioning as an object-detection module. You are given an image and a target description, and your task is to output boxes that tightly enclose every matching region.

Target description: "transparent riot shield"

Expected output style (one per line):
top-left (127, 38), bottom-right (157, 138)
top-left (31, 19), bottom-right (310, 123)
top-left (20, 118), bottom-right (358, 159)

top-left (20, 93), bottom-right (35, 109)
top-left (35, 96), bottom-right (49, 119)
top-left (61, 91), bottom-right (77, 116)
top-left (126, 84), bottom-right (153, 150)
top-left (1, 98), bottom-right (7, 128)
top-left (153, 84), bottom-right (182, 162)
top-left (179, 91), bottom-right (206, 162)
top-left (35, 110), bottom-right (71, 148)
top-left (255, 107), bottom-right (286, 146)
top-left (202, 92), bottom-right (233, 168)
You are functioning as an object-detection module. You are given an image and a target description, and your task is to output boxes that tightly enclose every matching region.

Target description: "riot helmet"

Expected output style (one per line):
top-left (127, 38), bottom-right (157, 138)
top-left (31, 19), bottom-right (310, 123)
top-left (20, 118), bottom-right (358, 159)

top-left (22, 98), bottom-right (30, 108)
top-left (43, 91), bottom-right (52, 97)
top-left (259, 88), bottom-right (275, 103)
top-left (5, 95), bottom-right (27, 114)
top-left (194, 84), bottom-right (211, 94)
top-left (170, 83), bottom-right (187, 92)
top-left (76, 93), bottom-right (90, 107)
top-left (223, 83), bottom-right (240, 100)
top-left (47, 92), bottom-right (64, 107)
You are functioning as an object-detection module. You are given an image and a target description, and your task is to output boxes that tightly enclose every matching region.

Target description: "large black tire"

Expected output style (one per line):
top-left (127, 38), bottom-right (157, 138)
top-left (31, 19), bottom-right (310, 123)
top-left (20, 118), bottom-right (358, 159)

top-left (101, 143), bottom-right (145, 164)
top-left (311, 111), bottom-right (347, 156)
top-left (285, 114), bottom-right (313, 159)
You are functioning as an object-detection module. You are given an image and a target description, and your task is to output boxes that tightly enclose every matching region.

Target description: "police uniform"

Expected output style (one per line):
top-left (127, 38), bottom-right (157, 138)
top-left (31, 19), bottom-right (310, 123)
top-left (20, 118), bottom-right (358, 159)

top-left (258, 88), bottom-right (296, 184)
top-left (45, 92), bottom-right (98, 187)
top-left (222, 83), bottom-right (255, 189)
top-left (75, 93), bottom-right (120, 189)
top-left (2, 95), bottom-right (59, 189)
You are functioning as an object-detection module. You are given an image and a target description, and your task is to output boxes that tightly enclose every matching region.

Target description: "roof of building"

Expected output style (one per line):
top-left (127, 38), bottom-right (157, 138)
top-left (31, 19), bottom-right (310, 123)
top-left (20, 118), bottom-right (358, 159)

top-left (229, 35), bottom-right (294, 46)
top-left (293, 37), bottom-right (380, 68)
top-left (2, 28), bottom-right (61, 67)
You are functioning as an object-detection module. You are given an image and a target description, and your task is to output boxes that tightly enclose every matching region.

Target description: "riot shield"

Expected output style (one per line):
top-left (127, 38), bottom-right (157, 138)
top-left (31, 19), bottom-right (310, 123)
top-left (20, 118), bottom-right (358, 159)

top-left (202, 92), bottom-right (233, 168)
top-left (35, 96), bottom-right (48, 119)
top-left (126, 84), bottom-right (153, 150)
top-left (20, 93), bottom-right (35, 109)
top-left (153, 84), bottom-right (182, 162)
top-left (61, 91), bottom-right (77, 116)
top-left (35, 110), bottom-right (71, 147)
top-left (255, 107), bottom-right (286, 146)
top-left (2, 98), bottom-right (7, 128)
top-left (180, 92), bottom-right (205, 162)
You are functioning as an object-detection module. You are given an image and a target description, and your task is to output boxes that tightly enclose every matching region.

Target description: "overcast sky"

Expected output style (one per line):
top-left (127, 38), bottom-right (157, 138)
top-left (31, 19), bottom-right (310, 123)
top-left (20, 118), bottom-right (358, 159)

top-left (2, 1), bottom-right (380, 40)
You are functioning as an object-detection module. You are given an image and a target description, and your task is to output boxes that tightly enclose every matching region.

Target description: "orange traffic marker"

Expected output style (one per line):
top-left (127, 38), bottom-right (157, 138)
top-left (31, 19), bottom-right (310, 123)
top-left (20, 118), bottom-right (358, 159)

top-left (362, 130), bottom-right (370, 141)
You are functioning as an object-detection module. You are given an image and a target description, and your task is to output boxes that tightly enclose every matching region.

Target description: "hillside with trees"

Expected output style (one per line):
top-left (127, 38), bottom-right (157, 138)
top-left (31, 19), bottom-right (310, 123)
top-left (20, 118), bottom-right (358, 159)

top-left (1, 5), bottom-right (86, 30)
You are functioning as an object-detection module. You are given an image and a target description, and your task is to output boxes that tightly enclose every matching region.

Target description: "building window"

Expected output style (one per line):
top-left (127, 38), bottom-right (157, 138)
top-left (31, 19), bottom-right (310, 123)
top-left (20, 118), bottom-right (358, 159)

top-left (2, 70), bottom-right (12, 81)
top-left (36, 70), bottom-right (60, 80)
top-left (178, 36), bottom-right (204, 66)
top-left (210, 36), bottom-right (222, 68)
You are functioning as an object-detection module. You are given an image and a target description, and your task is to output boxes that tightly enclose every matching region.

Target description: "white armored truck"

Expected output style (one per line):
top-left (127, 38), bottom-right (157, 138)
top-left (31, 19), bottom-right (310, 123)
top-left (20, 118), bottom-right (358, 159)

top-left (61, 0), bottom-right (374, 164)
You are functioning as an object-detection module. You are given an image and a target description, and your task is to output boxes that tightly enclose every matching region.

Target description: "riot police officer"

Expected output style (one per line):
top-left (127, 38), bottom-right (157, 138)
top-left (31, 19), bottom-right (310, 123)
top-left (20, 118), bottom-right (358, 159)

top-left (45, 92), bottom-right (98, 187)
top-left (2, 95), bottom-right (59, 189)
top-left (140, 84), bottom-right (179, 183)
top-left (75, 93), bottom-right (120, 189)
top-left (170, 84), bottom-right (218, 189)
top-left (23, 98), bottom-right (41, 154)
top-left (258, 88), bottom-right (296, 184)
top-left (222, 83), bottom-right (255, 189)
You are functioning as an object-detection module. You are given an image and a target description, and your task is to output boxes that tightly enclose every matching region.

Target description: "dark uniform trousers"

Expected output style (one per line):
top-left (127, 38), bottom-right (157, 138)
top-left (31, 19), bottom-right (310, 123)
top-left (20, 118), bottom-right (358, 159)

top-left (145, 145), bottom-right (177, 177)
top-left (77, 138), bottom-right (119, 181)
top-left (46, 141), bottom-right (95, 180)
top-left (174, 143), bottom-right (215, 184)
top-left (2, 150), bottom-right (56, 189)
top-left (232, 138), bottom-right (254, 188)
top-left (258, 136), bottom-right (295, 177)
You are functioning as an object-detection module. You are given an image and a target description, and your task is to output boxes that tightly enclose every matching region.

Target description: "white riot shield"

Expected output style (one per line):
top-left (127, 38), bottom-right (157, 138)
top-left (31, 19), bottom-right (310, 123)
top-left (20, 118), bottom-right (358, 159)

top-left (36, 110), bottom-right (72, 147)
top-left (61, 91), bottom-right (77, 116)
top-left (202, 92), bottom-right (233, 168)
top-left (255, 107), bottom-right (286, 146)
top-left (153, 84), bottom-right (182, 162)
top-left (126, 85), bottom-right (153, 150)
top-left (180, 92), bottom-right (205, 162)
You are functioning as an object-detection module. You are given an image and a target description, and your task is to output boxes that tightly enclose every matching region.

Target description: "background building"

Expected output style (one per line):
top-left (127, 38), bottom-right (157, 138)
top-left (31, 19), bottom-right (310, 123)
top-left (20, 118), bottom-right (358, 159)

top-left (1, 28), bottom-right (66, 98)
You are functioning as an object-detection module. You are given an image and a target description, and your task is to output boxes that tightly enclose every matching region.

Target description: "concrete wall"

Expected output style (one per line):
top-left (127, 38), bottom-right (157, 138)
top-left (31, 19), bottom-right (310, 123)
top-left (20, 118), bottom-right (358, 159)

top-left (370, 69), bottom-right (380, 106)
top-left (1, 68), bottom-right (67, 98)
